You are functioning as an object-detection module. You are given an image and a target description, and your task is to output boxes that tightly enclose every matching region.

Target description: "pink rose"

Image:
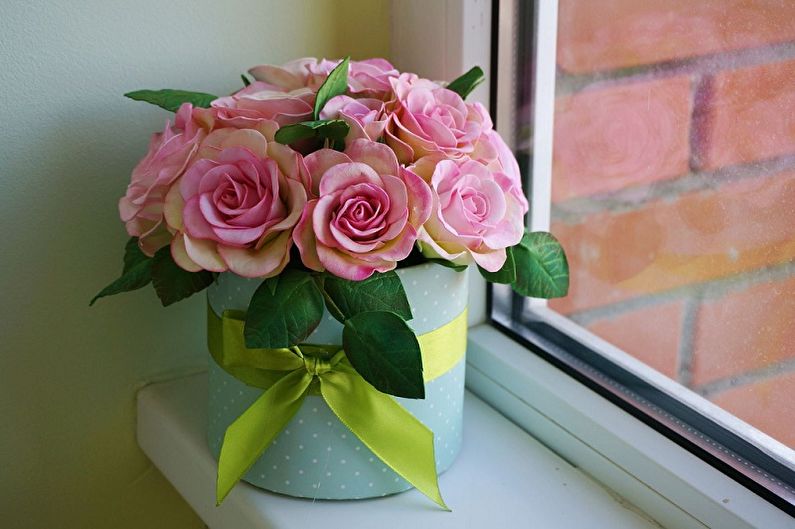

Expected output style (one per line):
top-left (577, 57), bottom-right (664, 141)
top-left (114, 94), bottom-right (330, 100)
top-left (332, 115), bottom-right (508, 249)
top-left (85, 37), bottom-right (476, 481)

top-left (348, 58), bottom-right (399, 99)
top-left (385, 74), bottom-right (493, 163)
top-left (479, 130), bottom-right (529, 212)
top-left (416, 157), bottom-right (526, 272)
top-left (319, 95), bottom-right (387, 144)
top-left (119, 103), bottom-right (206, 256)
top-left (202, 81), bottom-right (314, 135)
top-left (293, 139), bottom-right (432, 280)
top-left (164, 129), bottom-right (307, 278)
top-left (408, 128), bottom-right (516, 199)
top-left (248, 57), bottom-right (399, 99)
top-left (248, 58), bottom-right (338, 92)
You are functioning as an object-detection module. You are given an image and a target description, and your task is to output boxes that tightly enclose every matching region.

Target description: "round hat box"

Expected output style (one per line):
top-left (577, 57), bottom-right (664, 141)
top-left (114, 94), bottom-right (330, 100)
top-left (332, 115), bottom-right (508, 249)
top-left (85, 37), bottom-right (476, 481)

top-left (206, 263), bottom-right (468, 500)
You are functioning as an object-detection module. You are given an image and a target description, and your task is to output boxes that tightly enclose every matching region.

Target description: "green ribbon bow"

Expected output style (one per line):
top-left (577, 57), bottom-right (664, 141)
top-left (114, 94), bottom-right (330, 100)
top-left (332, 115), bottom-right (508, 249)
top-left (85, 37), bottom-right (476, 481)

top-left (209, 308), bottom-right (450, 510)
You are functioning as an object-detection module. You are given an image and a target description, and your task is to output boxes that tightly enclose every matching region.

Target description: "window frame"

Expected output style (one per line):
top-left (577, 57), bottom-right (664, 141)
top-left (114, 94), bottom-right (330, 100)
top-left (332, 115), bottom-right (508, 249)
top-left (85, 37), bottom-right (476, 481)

top-left (392, 0), bottom-right (795, 527)
top-left (491, 0), bottom-right (795, 522)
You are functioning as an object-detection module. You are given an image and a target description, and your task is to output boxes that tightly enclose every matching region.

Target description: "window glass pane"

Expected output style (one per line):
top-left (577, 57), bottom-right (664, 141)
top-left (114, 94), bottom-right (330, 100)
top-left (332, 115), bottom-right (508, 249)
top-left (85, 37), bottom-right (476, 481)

top-left (516, 1), bottom-right (795, 459)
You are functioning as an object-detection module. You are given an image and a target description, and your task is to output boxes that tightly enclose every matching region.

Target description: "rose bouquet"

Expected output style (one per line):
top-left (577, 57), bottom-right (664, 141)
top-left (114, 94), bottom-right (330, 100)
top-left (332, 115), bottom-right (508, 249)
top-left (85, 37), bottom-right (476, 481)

top-left (93, 57), bottom-right (568, 508)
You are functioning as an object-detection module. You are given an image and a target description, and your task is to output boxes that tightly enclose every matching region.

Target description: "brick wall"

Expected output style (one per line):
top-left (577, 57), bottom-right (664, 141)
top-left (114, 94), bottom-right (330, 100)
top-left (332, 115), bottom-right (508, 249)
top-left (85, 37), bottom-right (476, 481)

top-left (547, 1), bottom-right (795, 447)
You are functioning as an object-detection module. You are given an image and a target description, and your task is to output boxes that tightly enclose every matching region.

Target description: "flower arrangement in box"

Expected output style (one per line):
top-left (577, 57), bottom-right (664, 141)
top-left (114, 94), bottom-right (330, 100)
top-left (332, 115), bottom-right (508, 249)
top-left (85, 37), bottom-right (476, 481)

top-left (92, 57), bottom-right (568, 509)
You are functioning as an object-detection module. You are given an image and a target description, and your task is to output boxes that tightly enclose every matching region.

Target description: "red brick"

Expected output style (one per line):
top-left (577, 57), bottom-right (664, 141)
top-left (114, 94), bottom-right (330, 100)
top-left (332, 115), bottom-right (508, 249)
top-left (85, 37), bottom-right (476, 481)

top-left (690, 275), bottom-right (795, 386)
top-left (552, 76), bottom-right (691, 202)
top-left (550, 170), bottom-right (795, 314)
top-left (586, 301), bottom-right (684, 379)
top-left (558, 1), bottom-right (795, 74)
top-left (700, 59), bottom-right (795, 170)
top-left (710, 370), bottom-right (795, 447)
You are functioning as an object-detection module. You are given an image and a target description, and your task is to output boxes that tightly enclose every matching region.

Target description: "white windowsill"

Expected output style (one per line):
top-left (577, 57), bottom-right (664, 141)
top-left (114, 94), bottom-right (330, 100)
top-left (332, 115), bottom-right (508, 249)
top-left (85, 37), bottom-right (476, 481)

top-left (137, 372), bottom-right (658, 529)
top-left (466, 324), bottom-right (794, 529)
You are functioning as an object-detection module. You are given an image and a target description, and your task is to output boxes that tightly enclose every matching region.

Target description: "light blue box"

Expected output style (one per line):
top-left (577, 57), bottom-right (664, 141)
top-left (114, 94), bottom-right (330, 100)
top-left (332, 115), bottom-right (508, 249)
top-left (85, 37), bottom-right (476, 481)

top-left (206, 263), bottom-right (468, 500)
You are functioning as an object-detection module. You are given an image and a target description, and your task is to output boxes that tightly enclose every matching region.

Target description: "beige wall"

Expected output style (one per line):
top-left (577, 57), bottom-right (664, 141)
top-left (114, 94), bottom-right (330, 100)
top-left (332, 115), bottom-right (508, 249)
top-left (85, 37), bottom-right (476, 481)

top-left (0, 1), bottom-right (389, 527)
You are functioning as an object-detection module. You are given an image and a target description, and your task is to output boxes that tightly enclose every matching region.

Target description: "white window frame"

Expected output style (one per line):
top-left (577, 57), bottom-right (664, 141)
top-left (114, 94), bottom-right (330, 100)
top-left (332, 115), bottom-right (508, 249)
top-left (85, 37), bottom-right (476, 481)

top-left (391, 1), bottom-right (794, 528)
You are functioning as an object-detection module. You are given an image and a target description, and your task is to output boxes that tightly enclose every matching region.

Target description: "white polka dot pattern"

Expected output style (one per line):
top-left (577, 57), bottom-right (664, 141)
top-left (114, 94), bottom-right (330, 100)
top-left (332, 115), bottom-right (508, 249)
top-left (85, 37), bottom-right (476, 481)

top-left (206, 264), bottom-right (469, 500)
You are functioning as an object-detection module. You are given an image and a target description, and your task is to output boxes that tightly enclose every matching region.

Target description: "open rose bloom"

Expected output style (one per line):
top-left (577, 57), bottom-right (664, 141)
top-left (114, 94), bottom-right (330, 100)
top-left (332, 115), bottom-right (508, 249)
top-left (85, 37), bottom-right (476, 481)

top-left (96, 57), bottom-right (568, 510)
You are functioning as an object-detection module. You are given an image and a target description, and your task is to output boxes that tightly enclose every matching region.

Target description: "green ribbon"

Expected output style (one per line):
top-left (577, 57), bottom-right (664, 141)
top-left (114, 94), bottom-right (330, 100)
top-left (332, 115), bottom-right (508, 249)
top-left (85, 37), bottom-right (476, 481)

top-left (209, 307), bottom-right (455, 510)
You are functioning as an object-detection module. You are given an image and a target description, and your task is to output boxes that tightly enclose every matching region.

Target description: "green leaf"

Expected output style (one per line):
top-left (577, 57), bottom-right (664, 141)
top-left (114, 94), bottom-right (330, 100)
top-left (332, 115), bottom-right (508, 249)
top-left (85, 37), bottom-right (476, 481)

top-left (343, 311), bottom-right (424, 398)
top-left (313, 56), bottom-right (350, 120)
top-left (274, 123), bottom-right (317, 144)
top-left (240, 74), bottom-right (251, 87)
top-left (124, 89), bottom-right (218, 112)
top-left (90, 237), bottom-right (153, 306)
top-left (313, 275), bottom-right (346, 323)
top-left (150, 246), bottom-right (214, 306)
top-left (446, 66), bottom-right (485, 99)
top-left (323, 271), bottom-right (412, 323)
top-left (274, 119), bottom-right (350, 145)
top-left (264, 275), bottom-right (279, 296)
top-left (478, 246), bottom-right (516, 284)
top-left (315, 120), bottom-right (350, 140)
top-left (244, 269), bottom-right (325, 348)
top-left (121, 237), bottom-right (149, 274)
top-left (512, 231), bottom-right (569, 299)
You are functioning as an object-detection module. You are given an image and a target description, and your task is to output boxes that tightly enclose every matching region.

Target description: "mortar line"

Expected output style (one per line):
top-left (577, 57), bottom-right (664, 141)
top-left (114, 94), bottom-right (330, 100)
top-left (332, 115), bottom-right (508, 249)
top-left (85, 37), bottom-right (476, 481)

top-left (675, 295), bottom-right (701, 387)
top-left (688, 73), bottom-right (713, 173)
top-left (568, 260), bottom-right (795, 326)
top-left (697, 358), bottom-right (795, 398)
top-left (556, 41), bottom-right (795, 96)
top-left (548, 153), bottom-right (795, 225)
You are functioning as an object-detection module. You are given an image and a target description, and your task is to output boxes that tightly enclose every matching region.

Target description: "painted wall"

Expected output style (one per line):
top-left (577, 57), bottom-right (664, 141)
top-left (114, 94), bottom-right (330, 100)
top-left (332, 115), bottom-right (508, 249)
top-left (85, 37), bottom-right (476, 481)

top-left (0, 1), bottom-right (389, 527)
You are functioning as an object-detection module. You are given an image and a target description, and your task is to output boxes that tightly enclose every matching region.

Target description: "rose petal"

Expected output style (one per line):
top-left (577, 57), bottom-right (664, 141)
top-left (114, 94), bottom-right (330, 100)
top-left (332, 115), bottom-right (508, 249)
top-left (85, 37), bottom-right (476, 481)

top-left (304, 149), bottom-right (351, 197)
top-left (400, 167), bottom-right (433, 227)
top-left (267, 178), bottom-right (307, 233)
top-left (417, 235), bottom-right (470, 265)
top-left (293, 200), bottom-right (323, 272)
top-left (313, 194), bottom-right (342, 248)
top-left (163, 182), bottom-right (185, 231)
top-left (183, 196), bottom-right (218, 240)
top-left (366, 225), bottom-right (416, 261)
top-left (248, 64), bottom-right (305, 91)
top-left (180, 159), bottom-right (218, 200)
top-left (414, 114), bottom-right (458, 148)
top-left (219, 230), bottom-right (292, 278)
top-left (196, 129), bottom-right (268, 160)
top-left (316, 243), bottom-right (394, 281)
top-left (137, 220), bottom-right (172, 256)
top-left (170, 234), bottom-right (204, 272)
top-left (345, 139), bottom-right (400, 177)
top-left (385, 119), bottom-right (415, 164)
top-left (267, 142), bottom-right (308, 190)
top-left (329, 222), bottom-right (383, 253)
top-left (378, 174), bottom-right (408, 225)
top-left (183, 233), bottom-right (227, 272)
top-left (318, 162), bottom-right (382, 196)
top-left (470, 246), bottom-right (507, 272)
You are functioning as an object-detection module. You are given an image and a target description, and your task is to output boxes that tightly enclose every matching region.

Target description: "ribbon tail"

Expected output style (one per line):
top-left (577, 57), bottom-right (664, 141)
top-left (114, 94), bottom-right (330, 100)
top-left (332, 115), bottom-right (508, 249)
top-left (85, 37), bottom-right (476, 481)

top-left (320, 369), bottom-right (449, 510)
top-left (216, 369), bottom-right (313, 505)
